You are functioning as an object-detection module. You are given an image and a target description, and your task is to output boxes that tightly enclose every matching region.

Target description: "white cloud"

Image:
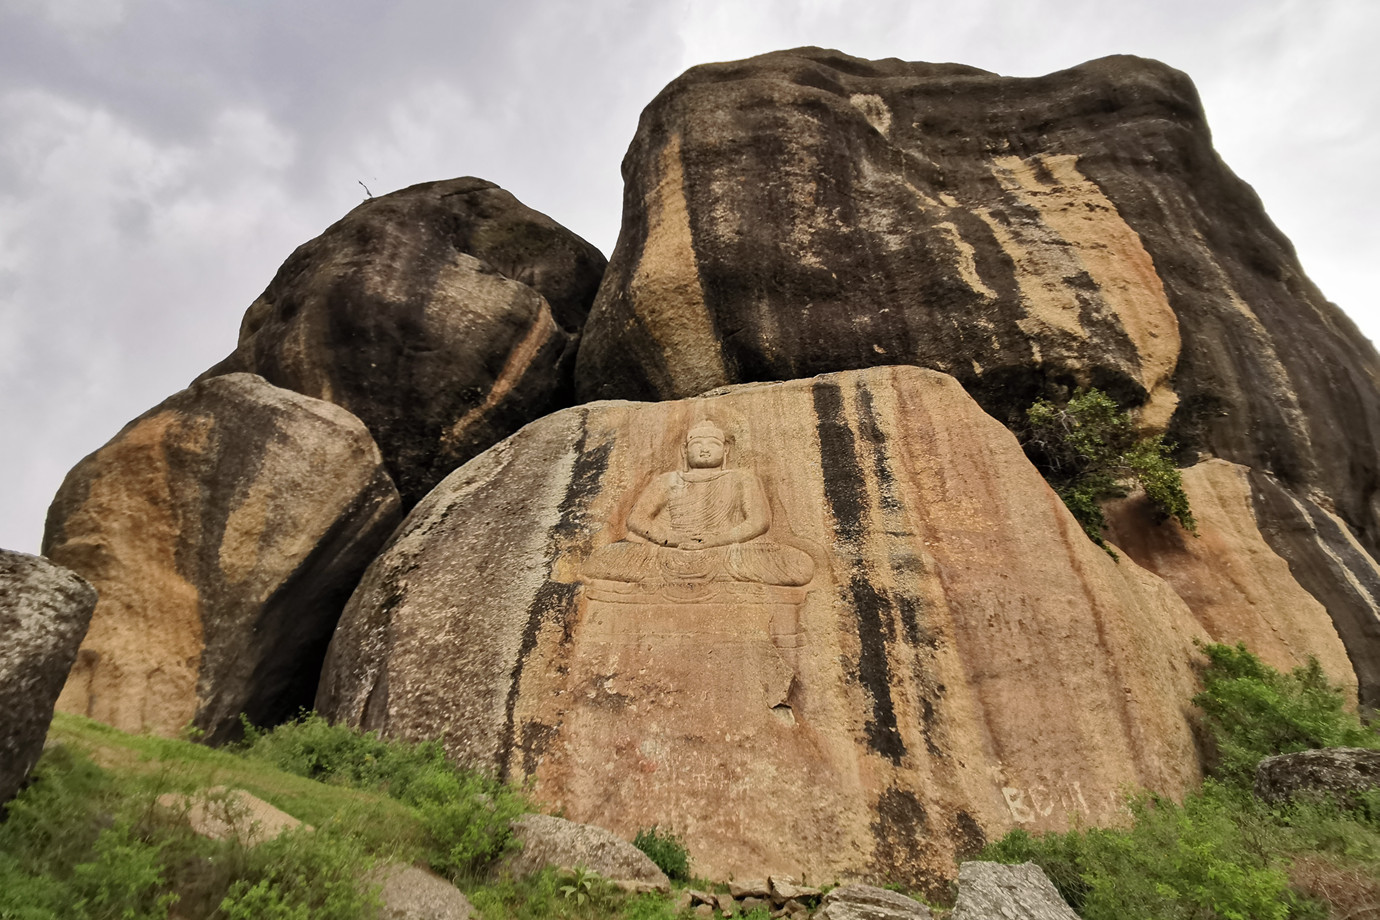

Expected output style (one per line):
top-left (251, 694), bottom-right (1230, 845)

top-left (0, 0), bottom-right (1376, 552)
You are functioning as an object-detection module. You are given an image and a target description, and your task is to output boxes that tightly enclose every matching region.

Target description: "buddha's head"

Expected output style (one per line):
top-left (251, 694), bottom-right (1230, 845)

top-left (685, 420), bottom-right (726, 469)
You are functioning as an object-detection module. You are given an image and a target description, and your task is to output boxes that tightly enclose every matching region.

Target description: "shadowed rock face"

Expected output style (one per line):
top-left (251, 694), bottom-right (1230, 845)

top-left (575, 48), bottom-right (1380, 571)
top-left (44, 374), bottom-right (401, 743)
top-left (0, 550), bottom-right (97, 805)
top-left (318, 365), bottom-right (1215, 890)
top-left (202, 178), bottom-right (607, 506)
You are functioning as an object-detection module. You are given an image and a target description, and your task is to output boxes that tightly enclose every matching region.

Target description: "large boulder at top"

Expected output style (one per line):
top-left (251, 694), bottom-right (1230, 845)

top-left (319, 365), bottom-right (1219, 891)
top-left (575, 49), bottom-right (1380, 574)
top-left (0, 550), bottom-right (97, 805)
top-left (201, 178), bottom-right (607, 506)
top-left (1103, 459), bottom-right (1357, 698)
top-left (44, 373), bottom-right (401, 743)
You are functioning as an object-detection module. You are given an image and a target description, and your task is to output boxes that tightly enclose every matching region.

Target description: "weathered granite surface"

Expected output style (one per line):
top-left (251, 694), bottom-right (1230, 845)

top-left (0, 550), bottom-right (97, 805)
top-left (45, 373), bottom-right (401, 742)
top-left (318, 366), bottom-right (1212, 891)
top-left (500, 814), bottom-right (670, 892)
top-left (949, 862), bottom-right (1079, 919)
top-left (202, 177), bottom-right (606, 505)
top-left (814, 884), bottom-right (932, 920)
top-left (1255, 747), bottom-right (1380, 810)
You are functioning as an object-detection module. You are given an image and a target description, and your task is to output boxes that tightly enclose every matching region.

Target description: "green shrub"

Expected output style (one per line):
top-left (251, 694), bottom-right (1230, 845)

top-left (0, 742), bottom-right (381, 920)
top-left (1021, 388), bottom-right (1195, 548)
top-left (1193, 643), bottom-right (1380, 787)
top-left (984, 786), bottom-right (1300, 919)
top-left (243, 712), bottom-right (528, 880)
top-left (631, 826), bottom-right (690, 882)
top-left (219, 829), bottom-right (378, 920)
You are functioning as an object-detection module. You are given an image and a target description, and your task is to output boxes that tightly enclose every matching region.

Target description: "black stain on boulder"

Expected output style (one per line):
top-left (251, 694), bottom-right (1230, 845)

top-left (499, 415), bottom-right (609, 775)
top-left (813, 381), bottom-right (905, 764)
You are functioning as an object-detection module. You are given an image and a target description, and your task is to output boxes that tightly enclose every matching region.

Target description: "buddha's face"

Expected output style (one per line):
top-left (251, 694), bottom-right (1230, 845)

top-left (686, 436), bottom-right (725, 469)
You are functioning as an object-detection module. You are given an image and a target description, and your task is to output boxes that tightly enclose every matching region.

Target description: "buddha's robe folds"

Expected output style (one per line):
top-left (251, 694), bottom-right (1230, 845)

top-left (585, 469), bottom-right (813, 587)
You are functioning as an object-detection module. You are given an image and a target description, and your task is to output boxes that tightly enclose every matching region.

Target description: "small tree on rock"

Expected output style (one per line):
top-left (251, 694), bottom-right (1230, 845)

top-left (1021, 388), bottom-right (1195, 551)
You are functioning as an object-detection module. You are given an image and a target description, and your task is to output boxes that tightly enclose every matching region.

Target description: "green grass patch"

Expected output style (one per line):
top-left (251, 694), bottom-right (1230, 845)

top-left (9, 712), bottom-right (692, 920)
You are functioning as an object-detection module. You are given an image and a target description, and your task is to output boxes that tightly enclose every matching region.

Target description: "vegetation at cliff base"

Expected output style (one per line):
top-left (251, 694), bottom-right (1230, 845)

top-left (0, 713), bottom-right (690, 920)
top-left (1020, 388), bottom-right (1195, 549)
top-left (982, 644), bottom-right (1380, 920)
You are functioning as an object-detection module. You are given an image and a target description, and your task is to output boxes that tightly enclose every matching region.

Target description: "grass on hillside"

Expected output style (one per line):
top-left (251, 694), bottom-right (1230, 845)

top-left (7, 642), bottom-right (1379, 918)
top-left (1, 712), bottom-right (691, 920)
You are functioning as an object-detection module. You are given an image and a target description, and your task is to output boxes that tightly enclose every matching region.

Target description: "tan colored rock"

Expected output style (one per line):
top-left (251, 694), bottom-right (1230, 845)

top-left (1246, 470), bottom-right (1380, 712)
top-left (157, 786), bottom-right (305, 846)
top-left (318, 366), bottom-right (1209, 892)
top-left (46, 373), bottom-right (401, 742)
top-left (730, 880), bottom-right (771, 899)
top-left (1104, 459), bottom-right (1356, 695)
top-left (771, 877), bottom-right (821, 902)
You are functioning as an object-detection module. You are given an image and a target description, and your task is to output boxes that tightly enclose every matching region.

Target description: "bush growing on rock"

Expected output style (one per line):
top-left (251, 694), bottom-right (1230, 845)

top-left (1192, 642), bottom-right (1380, 787)
top-left (1021, 388), bottom-right (1195, 549)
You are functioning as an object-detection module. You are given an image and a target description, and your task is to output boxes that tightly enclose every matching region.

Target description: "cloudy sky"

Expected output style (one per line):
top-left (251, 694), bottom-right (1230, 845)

top-left (2, 0), bottom-right (1375, 553)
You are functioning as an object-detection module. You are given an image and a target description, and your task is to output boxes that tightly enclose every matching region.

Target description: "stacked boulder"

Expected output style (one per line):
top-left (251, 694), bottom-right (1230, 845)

top-left (29, 47), bottom-right (1380, 896)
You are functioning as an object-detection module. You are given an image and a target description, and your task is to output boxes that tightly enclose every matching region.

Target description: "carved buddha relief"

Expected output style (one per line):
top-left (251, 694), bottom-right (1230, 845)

top-left (583, 420), bottom-right (815, 601)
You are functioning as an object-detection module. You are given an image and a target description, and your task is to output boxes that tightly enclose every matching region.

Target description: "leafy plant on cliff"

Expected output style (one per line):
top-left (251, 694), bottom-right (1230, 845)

top-left (1020, 388), bottom-right (1195, 549)
top-left (632, 826), bottom-right (690, 882)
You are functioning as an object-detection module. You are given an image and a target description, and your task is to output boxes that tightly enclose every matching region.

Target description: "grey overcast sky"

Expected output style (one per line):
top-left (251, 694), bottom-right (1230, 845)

top-left (2, 0), bottom-right (1375, 553)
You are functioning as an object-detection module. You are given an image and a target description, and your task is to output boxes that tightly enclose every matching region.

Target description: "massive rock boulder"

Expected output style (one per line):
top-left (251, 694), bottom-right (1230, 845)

top-left (319, 365), bottom-right (1214, 890)
top-left (574, 49), bottom-right (1380, 600)
top-left (0, 550), bottom-right (97, 805)
top-left (202, 178), bottom-right (607, 506)
top-left (45, 373), bottom-right (401, 743)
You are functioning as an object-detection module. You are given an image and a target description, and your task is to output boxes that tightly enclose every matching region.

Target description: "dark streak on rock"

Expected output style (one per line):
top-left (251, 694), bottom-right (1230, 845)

top-left (813, 381), bottom-right (905, 763)
top-left (498, 414), bottom-right (610, 775)
top-left (1249, 471), bottom-right (1380, 710)
top-left (869, 787), bottom-right (941, 897)
top-left (949, 811), bottom-right (987, 859)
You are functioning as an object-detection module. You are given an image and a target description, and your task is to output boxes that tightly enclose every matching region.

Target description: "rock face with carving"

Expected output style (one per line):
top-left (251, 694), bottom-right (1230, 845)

top-left (319, 366), bottom-right (1220, 890)
top-left (574, 48), bottom-right (1380, 706)
top-left (44, 373), bottom-right (401, 743)
top-left (201, 177), bottom-right (607, 506)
